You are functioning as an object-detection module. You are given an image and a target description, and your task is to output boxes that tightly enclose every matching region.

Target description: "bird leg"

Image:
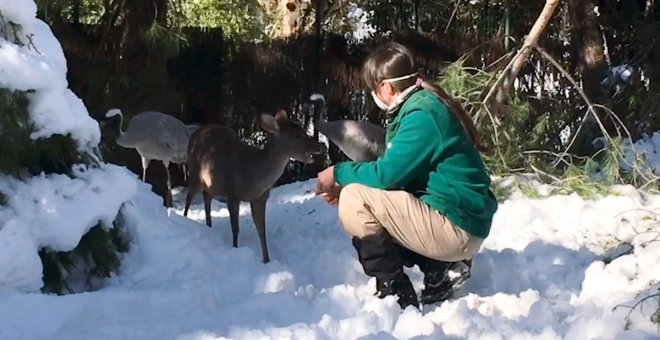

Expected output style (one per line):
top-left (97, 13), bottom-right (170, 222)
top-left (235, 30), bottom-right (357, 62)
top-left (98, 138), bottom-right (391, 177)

top-left (141, 157), bottom-right (150, 182)
top-left (164, 160), bottom-right (173, 208)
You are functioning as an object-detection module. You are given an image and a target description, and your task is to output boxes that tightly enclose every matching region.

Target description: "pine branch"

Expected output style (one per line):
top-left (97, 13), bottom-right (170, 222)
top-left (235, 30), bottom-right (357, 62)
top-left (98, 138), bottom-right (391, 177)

top-left (10, 22), bottom-right (22, 46)
top-left (476, 49), bottom-right (519, 125)
top-left (0, 10), bottom-right (7, 41)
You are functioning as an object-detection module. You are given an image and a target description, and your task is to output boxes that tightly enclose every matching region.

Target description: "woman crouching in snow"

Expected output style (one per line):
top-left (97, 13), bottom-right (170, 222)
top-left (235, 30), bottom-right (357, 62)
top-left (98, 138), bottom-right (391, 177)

top-left (316, 41), bottom-right (498, 310)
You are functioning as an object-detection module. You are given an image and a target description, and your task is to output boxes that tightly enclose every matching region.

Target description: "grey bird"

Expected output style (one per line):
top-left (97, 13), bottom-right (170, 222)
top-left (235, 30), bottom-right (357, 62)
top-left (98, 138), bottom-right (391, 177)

top-left (309, 93), bottom-right (386, 162)
top-left (316, 119), bottom-right (386, 162)
top-left (101, 108), bottom-right (191, 207)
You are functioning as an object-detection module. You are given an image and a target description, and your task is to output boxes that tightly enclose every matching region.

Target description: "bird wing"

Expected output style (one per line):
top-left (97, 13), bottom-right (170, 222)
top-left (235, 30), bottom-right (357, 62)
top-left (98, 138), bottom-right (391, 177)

top-left (121, 111), bottom-right (189, 163)
top-left (154, 116), bottom-right (189, 163)
top-left (318, 120), bottom-right (386, 162)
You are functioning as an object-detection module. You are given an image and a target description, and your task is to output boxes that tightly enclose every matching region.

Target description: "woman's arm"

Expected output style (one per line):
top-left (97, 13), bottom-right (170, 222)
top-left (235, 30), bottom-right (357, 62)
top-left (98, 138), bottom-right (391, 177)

top-left (334, 110), bottom-right (441, 189)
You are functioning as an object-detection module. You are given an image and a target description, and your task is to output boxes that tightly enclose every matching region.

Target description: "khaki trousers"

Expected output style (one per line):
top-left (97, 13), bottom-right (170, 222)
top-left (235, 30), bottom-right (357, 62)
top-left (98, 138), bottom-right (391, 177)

top-left (338, 183), bottom-right (483, 262)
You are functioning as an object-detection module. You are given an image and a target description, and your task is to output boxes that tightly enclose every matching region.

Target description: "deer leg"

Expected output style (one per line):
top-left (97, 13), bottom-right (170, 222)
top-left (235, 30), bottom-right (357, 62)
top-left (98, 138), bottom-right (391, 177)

top-left (203, 190), bottom-right (213, 227)
top-left (182, 163), bottom-right (188, 183)
top-left (250, 191), bottom-right (270, 264)
top-left (184, 179), bottom-right (198, 217)
top-left (183, 190), bottom-right (192, 217)
top-left (227, 198), bottom-right (240, 248)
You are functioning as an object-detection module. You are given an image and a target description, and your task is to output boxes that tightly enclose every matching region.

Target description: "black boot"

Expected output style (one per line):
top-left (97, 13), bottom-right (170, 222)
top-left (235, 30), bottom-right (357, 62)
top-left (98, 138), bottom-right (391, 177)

top-left (418, 258), bottom-right (453, 305)
top-left (374, 272), bottom-right (418, 309)
top-left (397, 246), bottom-right (454, 305)
top-left (351, 231), bottom-right (419, 310)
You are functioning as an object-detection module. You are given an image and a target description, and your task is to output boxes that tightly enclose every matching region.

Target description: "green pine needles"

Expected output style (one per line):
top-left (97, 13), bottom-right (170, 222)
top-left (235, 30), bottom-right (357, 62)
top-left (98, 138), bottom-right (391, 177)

top-left (40, 212), bottom-right (131, 295)
top-left (435, 55), bottom-right (659, 201)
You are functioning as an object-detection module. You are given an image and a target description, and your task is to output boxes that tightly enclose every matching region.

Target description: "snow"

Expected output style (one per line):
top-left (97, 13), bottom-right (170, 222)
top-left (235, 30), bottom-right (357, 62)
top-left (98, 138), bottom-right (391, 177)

top-left (0, 0), bottom-right (37, 24)
top-left (623, 132), bottom-right (660, 176)
top-left (345, 3), bottom-right (376, 43)
top-left (0, 1), bottom-right (101, 149)
top-left (0, 0), bottom-right (136, 292)
top-left (0, 164), bottom-right (137, 291)
top-left (0, 178), bottom-right (659, 339)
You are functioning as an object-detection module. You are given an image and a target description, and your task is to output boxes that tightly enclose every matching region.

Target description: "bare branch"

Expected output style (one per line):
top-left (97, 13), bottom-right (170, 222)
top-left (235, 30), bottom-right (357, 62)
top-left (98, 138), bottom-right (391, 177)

top-left (613, 289), bottom-right (660, 319)
top-left (533, 46), bottom-right (613, 167)
top-left (444, 0), bottom-right (461, 33)
top-left (476, 48), bottom-right (524, 125)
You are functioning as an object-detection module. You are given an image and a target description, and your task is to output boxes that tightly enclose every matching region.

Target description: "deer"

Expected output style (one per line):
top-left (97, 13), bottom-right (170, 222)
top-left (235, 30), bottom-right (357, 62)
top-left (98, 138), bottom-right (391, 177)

top-left (183, 110), bottom-right (321, 263)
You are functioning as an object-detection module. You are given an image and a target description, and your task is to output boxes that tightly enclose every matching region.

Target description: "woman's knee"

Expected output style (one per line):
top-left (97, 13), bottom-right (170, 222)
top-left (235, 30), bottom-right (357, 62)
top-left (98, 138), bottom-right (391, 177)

top-left (338, 183), bottom-right (371, 237)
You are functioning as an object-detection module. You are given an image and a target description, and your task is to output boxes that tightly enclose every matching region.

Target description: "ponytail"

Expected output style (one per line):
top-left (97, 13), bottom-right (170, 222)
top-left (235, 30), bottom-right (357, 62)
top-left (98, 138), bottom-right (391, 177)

top-left (415, 77), bottom-right (487, 152)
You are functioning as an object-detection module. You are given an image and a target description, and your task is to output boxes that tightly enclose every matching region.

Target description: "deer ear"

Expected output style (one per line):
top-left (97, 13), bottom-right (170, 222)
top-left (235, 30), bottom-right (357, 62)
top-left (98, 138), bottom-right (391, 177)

top-left (260, 113), bottom-right (279, 133)
top-left (274, 109), bottom-right (288, 121)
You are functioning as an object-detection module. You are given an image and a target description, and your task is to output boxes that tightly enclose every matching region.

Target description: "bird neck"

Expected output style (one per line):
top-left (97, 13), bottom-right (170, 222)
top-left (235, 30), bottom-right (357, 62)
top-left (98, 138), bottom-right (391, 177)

top-left (116, 113), bottom-right (125, 137)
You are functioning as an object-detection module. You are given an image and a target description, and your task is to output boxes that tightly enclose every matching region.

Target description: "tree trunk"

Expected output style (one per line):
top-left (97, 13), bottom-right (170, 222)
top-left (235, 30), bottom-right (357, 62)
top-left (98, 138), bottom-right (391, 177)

top-left (313, 0), bottom-right (324, 141)
top-left (72, 0), bottom-right (81, 24)
top-left (398, 0), bottom-right (404, 31)
top-left (119, 0), bottom-right (155, 73)
top-left (414, 0), bottom-right (421, 31)
top-left (568, 0), bottom-right (607, 103)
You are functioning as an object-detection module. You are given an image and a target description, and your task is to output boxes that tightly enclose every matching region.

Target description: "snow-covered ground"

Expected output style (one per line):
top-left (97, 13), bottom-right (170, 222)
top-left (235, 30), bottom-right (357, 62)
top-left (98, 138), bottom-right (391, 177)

top-left (1, 177), bottom-right (660, 340)
top-left (1, 1), bottom-right (660, 339)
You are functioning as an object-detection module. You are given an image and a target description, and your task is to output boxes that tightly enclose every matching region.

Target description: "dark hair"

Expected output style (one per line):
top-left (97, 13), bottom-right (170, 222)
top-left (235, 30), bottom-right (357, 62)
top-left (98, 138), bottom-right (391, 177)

top-left (362, 42), bottom-right (486, 152)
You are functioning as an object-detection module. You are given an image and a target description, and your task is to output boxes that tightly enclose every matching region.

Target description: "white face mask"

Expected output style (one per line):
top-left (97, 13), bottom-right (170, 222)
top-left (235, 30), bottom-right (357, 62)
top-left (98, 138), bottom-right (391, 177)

top-left (370, 72), bottom-right (418, 111)
top-left (371, 91), bottom-right (389, 110)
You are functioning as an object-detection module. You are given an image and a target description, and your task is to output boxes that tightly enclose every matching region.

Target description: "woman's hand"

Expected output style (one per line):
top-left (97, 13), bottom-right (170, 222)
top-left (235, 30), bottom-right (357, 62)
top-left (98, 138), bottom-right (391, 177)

top-left (316, 166), bottom-right (336, 194)
top-left (317, 166), bottom-right (341, 207)
top-left (318, 185), bottom-right (341, 207)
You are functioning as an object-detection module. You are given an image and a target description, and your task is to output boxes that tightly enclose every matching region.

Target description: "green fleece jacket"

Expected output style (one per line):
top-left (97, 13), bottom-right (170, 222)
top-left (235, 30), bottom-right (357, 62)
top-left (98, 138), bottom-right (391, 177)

top-left (334, 89), bottom-right (498, 239)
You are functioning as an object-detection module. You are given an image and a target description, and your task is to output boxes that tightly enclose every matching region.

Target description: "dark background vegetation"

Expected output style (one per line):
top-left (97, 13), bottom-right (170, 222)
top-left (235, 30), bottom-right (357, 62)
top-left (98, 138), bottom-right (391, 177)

top-left (34, 0), bottom-right (660, 203)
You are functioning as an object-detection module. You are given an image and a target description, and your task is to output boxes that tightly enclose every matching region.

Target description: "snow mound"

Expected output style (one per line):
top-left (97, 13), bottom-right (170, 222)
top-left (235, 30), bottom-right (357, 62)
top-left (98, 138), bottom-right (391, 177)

top-left (625, 132), bottom-right (660, 176)
top-left (0, 0), bottom-right (138, 293)
top-left (0, 0), bottom-right (100, 149)
top-left (0, 165), bottom-right (137, 291)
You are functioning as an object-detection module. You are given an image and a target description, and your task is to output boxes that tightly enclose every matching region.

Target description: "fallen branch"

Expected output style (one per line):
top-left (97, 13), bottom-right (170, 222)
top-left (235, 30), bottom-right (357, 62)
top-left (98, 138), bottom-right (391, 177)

top-left (483, 0), bottom-right (561, 119)
top-left (476, 48), bottom-right (522, 125)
